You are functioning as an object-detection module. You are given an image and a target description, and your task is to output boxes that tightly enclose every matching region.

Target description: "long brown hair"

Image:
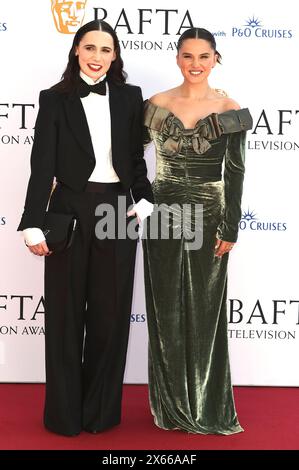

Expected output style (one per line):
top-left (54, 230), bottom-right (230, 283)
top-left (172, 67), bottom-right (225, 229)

top-left (52, 20), bottom-right (127, 94)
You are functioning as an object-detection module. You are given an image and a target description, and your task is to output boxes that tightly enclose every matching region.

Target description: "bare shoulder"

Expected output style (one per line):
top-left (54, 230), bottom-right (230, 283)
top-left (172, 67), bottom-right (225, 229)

top-left (222, 97), bottom-right (241, 111)
top-left (149, 88), bottom-right (177, 108)
top-left (214, 88), bottom-right (229, 98)
top-left (212, 89), bottom-right (240, 111)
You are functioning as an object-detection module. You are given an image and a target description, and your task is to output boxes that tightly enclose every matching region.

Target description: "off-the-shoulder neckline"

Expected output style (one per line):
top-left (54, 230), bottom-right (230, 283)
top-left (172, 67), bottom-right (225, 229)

top-left (145, 99), bottom-right (247, 131)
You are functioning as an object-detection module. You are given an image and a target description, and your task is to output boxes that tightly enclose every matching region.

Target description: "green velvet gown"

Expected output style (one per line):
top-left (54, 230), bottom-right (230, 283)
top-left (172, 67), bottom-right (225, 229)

top-left (143, 101), bottom-right (252, 434)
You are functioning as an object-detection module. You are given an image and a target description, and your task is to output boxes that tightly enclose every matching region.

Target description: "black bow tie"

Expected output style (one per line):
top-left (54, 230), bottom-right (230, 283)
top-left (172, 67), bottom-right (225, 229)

top-left (78, 78), bottom-right (107, 98)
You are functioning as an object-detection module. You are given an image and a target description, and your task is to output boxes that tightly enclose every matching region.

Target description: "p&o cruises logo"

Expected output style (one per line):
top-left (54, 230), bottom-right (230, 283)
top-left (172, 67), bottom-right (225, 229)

top-left (232, 16), bottom-right (292, 39)
top-left (51, 0), bottom-right (87, 34)
top-left (239, 208), bottom-right (287, 232)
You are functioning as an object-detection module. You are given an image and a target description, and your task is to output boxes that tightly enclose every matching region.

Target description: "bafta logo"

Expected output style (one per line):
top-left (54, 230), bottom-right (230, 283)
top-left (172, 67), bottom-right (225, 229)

top-left (51, 0), bottom-right (87, 34)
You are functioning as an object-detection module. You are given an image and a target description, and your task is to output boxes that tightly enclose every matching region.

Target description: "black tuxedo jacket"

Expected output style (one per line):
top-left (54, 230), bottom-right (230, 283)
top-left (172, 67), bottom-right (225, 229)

top-left (18, 81), bottom-right (153, 230)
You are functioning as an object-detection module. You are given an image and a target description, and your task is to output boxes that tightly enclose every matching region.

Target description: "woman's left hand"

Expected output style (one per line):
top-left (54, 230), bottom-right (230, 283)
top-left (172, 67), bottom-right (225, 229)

top-left (214, 238), bottom-right (235, 257)
top-left (126, 209), bottom-right (141, 224)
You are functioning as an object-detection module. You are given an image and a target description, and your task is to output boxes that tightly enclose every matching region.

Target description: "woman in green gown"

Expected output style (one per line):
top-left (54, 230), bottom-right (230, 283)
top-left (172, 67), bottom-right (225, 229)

top-left (143, 27), bottom-right (252, 434)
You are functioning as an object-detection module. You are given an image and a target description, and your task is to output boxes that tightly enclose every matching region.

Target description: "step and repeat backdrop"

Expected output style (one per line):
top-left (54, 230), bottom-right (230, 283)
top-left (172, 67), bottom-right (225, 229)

top-left (0, 0), bottom-right (299, 384)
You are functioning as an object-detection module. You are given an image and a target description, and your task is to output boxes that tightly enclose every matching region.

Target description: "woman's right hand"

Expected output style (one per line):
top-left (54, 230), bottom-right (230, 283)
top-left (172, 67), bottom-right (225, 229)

top-left (28, 241), bottom-right (52, 256)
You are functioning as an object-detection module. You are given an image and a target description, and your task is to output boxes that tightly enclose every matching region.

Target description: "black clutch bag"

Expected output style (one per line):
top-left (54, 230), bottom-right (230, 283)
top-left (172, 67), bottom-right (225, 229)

top-left (42, 212), bottom-right (77, 253)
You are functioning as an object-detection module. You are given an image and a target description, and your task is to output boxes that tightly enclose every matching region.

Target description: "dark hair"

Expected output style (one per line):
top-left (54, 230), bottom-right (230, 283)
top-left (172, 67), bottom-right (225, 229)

top-left (52, 20), bottom-right (127, 94)
top-left (177, 28), bottom-right (222, 63)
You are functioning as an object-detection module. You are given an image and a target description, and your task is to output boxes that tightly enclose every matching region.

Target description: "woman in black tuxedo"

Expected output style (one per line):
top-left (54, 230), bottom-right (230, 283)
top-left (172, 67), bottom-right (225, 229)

top-left (18, 20), bottom-right (153, 436)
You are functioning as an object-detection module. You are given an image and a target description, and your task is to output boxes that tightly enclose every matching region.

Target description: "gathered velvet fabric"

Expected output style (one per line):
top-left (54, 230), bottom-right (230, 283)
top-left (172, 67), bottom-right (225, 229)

top-left (143, 101), bottom-right (253, 434)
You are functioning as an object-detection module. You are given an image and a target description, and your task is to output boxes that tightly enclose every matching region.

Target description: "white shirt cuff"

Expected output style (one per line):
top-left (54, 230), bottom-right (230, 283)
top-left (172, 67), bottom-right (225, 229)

top-left (133, 198), bottom-right (154, 221)
top-left (23, 228), bottom-right (45, 246)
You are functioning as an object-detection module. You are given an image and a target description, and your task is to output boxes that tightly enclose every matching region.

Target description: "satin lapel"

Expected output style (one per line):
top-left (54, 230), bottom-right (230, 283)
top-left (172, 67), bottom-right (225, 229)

top-left (108, 82), bottom-right (124, 163)
top-left (63, 94), bottom-right (95, 158)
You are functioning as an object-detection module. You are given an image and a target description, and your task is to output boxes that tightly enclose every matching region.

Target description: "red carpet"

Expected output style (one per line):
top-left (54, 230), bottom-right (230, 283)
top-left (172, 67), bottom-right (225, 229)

top-left (0, 384), bottom-right (298, 450)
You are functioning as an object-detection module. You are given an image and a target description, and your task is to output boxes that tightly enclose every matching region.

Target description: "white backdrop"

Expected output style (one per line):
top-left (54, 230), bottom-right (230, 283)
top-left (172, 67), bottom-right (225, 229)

top-left (0, 0), bottom-right (299, 384)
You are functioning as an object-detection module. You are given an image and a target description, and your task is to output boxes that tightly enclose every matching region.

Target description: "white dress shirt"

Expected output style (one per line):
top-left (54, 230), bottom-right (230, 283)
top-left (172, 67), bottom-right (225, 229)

top-left (23, 72), bottom-right (153, 246)
top-left (80, 71), bottom-right (119, 183)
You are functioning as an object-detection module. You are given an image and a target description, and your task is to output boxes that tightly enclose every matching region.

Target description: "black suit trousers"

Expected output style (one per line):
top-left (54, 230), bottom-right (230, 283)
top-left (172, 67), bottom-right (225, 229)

top-left (43, 182), bottom-right (137, 436)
